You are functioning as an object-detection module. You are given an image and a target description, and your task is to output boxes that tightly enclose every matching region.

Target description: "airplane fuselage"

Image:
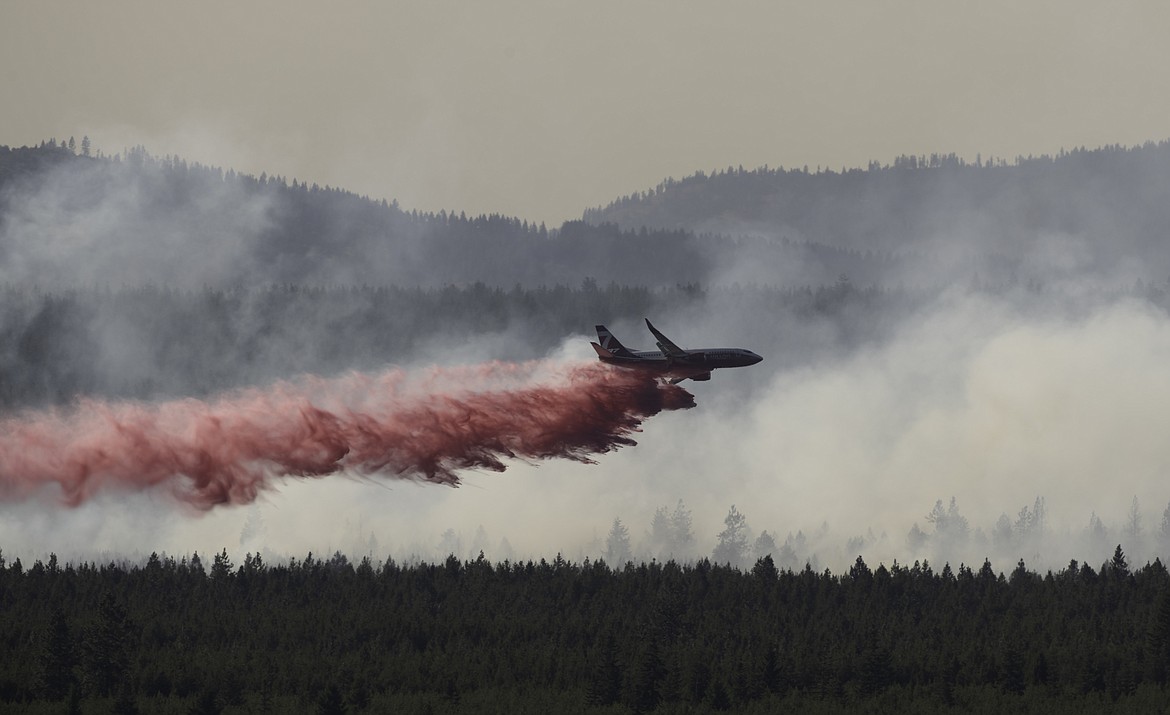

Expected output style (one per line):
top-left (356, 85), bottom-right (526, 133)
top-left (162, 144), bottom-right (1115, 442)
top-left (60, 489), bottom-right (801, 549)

top-left (591, 320), bottom-right (762, 383)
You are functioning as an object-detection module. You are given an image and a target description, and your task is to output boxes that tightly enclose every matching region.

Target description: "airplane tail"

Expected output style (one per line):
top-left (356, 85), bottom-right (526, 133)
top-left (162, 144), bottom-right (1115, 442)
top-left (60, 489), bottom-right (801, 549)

top-left (595, 325), bottom-right (634, 357)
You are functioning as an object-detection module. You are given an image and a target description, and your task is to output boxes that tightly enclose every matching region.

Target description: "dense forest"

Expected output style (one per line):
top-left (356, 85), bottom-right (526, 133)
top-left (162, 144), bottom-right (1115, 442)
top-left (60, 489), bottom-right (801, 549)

top-left (2, 548), bottom-right (1170, 713)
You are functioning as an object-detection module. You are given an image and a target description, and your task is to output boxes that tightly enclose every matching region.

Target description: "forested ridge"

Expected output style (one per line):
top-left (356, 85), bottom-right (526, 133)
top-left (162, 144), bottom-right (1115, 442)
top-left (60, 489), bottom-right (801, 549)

top-left (18, 139), bottom-right (1170, 291)
top-left (0, 141), bottom-right (900, 290)
top-left (585, 141), bottom-right (1170, 249)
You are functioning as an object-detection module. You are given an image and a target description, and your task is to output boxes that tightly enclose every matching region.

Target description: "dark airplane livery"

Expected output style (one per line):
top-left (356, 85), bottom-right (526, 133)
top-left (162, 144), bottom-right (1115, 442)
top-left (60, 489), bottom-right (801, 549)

top-left (591, 319), bottom-right (762, 383)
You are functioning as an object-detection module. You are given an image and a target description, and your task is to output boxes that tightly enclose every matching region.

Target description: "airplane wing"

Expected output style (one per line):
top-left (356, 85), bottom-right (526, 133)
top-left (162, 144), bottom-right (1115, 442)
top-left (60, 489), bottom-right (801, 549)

top-left (645, 319), bottom-right (687, 359)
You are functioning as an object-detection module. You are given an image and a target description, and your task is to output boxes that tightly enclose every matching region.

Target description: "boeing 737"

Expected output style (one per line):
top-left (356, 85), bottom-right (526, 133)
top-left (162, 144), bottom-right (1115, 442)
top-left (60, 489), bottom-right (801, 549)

top-left (590, 319), bottom-right (762, 383)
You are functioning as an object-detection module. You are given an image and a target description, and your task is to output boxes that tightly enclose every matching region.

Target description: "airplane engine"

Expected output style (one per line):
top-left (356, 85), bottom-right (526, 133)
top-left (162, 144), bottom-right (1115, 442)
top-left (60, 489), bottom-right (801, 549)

top-left (691, 373), bottom-right (711, 381)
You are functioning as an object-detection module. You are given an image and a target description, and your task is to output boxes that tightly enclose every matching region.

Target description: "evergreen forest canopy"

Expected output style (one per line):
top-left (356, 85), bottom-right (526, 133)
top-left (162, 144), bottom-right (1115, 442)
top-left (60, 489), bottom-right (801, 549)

top-left (2, 546), bottom-right (1170, 713)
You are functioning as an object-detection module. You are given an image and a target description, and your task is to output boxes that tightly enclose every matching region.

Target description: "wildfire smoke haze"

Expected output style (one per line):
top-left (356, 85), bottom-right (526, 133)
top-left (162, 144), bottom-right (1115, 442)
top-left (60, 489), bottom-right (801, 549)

top-left (0, 360), bottom-right (693, 509)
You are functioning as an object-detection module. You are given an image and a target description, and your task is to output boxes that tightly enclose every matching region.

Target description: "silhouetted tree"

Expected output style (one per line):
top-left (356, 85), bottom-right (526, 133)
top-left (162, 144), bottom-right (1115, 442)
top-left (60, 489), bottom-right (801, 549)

top-left (752, 530), bottom-right (777, 562)
top-left (38, 606), bottom-right (76, 700)
top-left (926, 497), bottom-right (969, 550)
top-left (1111, 544), bottom-right (1131, 578)
top-left (81, 594), bottom-right (133, 697)
top-left (713, 505), bottom-right (750, 567)
top-left (585, 634), bottom-right (622, 706)
top-left (670, 499), bottom-right (695, 557)
top-left (1148, 591), bottom-right (1170, 683)
top-left (647, 506), bottom-right (671, 560)
top-left (605, 518), bottom-right (632, 565)
top-left (1127, 496), bottom-right (1144, 543)
top-left (624, 638), bottom-right (665, 713)
top-left (752, 554), bottom-right (779, 582)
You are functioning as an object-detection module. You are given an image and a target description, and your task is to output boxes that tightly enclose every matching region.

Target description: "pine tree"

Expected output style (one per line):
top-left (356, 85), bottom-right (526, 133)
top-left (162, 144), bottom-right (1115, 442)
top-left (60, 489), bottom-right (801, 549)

top-left (907, 523), bottom-right (928, 552)
top-left (648, 506), bottom-right (672, 559)
top-left (752, 530), bottom-right (777, 562)
top-left (211, 548), bottom-right (233, 580)
top-left (858, 642), bottom-right (892, 696)
top-left (713, 505), bottom-right (750, 567)
top-left (758, 644), bottom-right (783, 694)
top-left (751, 554), bottom-right (779, 582)
top-left (927, 497), bottom-right (970, 549)
top-left (469, 525), bottom-right (490, 557)
top-left (586, 634), bottom-right (622, 706)
top-left (605, 518), bottom-right (632, 565)
top-left (38, 606), bottom-right (76, 699)
top-left (624, 639), bottom-right (665, 712)
top-left (1000, 640), bottom-right (1026, 694)
top-left (1110, 544), bottom-right (1130, 577)
top-left (1159, 500), bottom-right (1170, 552)
top-left (670, 499), bottom-right (695, 558)
top-left (438, 528), bottom-right (462, 559)
top-left (992, 514), bottom-right (1014, 551)
top-left (1087, 512), bottom-right (1108, 547)
top-left (1126, 496), bottom-right (1143, 544)
top-left (82, 593), bottom-right (133, 697)
top-left (1148, 591), bottom-right (1170, 683)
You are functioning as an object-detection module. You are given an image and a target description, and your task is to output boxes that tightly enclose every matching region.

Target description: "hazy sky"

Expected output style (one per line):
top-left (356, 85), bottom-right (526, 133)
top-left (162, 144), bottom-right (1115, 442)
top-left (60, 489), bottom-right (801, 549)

top-left (3, 2), bottom-right (1168, 226)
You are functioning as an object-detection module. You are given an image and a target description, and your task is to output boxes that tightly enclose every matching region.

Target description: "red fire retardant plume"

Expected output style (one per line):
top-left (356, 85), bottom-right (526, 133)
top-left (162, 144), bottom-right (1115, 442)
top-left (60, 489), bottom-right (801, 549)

top-left (0, 361), bottom-right (694, 509)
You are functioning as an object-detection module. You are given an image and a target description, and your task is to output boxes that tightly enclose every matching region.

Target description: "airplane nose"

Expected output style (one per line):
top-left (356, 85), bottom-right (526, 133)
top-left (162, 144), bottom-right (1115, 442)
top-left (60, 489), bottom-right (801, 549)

top-left (750, 352), bottom-right (763, 365)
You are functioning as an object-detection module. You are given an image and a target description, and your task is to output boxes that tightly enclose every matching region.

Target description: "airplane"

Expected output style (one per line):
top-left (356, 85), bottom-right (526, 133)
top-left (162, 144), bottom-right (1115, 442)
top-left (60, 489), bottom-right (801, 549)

top-left (590, 319), bottom-right (762, 383)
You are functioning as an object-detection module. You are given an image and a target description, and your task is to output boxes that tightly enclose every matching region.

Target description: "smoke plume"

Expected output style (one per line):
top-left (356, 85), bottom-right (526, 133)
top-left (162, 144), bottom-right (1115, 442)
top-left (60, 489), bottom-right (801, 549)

top-left (0, 360), bottom-right (693, 509)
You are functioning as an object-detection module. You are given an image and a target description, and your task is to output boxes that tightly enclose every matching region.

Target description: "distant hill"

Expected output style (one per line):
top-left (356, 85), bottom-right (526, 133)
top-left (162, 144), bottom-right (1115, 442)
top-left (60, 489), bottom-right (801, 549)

top-left (0, 142), bottom-right (713, 288)
top-left (7, 139), bottom-right (1170, 294)
top-left (0, 142), bottom-right (929, 291)
top-left (585, 141), bottom-right (1170, 285)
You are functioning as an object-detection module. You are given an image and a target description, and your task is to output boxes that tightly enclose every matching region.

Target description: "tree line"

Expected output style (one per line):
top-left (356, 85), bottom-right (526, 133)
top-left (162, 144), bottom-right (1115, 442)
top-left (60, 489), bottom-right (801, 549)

top-left (2, 545), bottom-right (1170, 713)
top-left (594, 497), bottom-right (1170, 581)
